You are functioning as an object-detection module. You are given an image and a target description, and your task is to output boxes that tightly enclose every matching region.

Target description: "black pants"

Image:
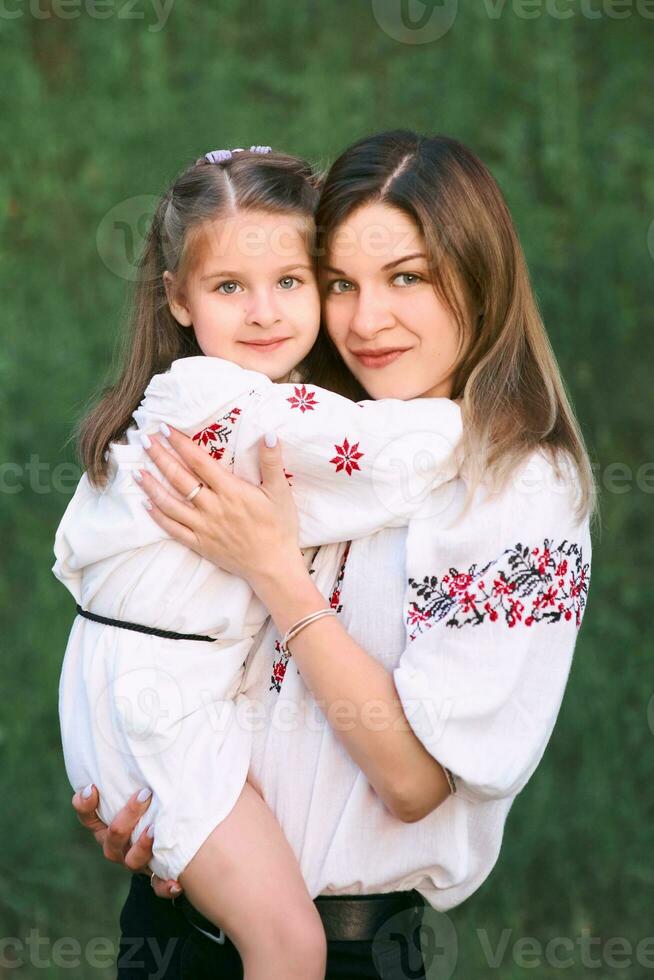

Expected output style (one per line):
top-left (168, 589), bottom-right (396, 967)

top-left (117, 873), bottom-right (427, 980)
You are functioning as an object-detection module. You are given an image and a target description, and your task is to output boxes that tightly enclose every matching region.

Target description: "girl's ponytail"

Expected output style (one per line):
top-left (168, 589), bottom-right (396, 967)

top-left (73, 193), bottom-right (201, 488)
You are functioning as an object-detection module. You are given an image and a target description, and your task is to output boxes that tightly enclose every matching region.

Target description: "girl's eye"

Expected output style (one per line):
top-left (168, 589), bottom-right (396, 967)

top-left (279, 276), bottom-right (300, 290)
top-left (327, 279), bottom-right (355, 294)
top-left (392, 273), bottom-right (423, 287)
top-left (216, 281), bottom-right (242, 295)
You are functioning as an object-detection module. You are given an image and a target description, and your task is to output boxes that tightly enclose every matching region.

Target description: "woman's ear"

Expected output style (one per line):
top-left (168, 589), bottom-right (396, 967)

top-left (163, 270), bottom-right (193, 327)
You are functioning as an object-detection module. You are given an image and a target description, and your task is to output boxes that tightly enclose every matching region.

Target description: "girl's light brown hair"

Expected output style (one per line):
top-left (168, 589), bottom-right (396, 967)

top-left (75, 149), bottom-right (321, 488)
top-left (304, 130), bottom-right (596, 520)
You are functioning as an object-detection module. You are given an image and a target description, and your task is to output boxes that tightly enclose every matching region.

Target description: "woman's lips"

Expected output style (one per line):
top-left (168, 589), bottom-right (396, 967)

top-left (352, 349), bottom-right (409, 369)
top-left (239, 339), bottom-right (289, 352)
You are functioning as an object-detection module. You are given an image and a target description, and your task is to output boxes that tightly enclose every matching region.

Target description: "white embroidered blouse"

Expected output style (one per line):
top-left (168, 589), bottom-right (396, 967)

top-left (238, 448), bottom-right (592, 910)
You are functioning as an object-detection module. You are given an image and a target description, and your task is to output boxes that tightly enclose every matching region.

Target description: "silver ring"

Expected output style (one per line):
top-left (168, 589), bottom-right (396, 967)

top-left (185, 482), bottom-right (204, 502)
top-left (150, 871), bottom-right (157, 888)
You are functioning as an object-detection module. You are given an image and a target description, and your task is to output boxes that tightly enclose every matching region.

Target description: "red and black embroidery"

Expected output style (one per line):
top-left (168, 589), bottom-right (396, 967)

top-left (287, 385), bottom-right (318, 413)
top-left (269, 541), bottom-right (352, 692)
top-left (407, 539), bottom-right (589, 639)
top-left (192, 406), bottom-right (242, 461)
top-left (328, 541), bottom-right (352, 613)
top-left (269, 638), bottom-right (290, 693)
top-left (330, 438), bottom-right (364, 476)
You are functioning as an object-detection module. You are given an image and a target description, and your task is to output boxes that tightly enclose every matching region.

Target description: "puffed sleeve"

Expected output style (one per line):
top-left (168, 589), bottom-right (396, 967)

top-left (53, 356), bottom-right (271, 582)
top-left (229, 380), bottom-right (462, 547)
top-left (131, 355), bottom-right (273, 440)
top-left (135, 357), bottom-right (463, 548)
top-left (392, 450), bottom-right (592, 804)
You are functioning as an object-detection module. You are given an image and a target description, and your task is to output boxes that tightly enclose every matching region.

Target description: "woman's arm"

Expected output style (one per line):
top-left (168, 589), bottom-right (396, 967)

top-left (248, 555), bottom-right (452, 822)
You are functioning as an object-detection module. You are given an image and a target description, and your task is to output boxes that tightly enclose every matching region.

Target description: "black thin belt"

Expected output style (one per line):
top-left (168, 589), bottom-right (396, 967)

top-left (173, 887), bottom-right (426, 944)
top-left (75, 604), bottom-right (216, 643)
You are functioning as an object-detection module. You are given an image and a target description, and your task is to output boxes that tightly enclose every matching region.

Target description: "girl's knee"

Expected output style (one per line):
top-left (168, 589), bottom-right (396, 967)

top-left (240, 904), bottom-right (326, 978)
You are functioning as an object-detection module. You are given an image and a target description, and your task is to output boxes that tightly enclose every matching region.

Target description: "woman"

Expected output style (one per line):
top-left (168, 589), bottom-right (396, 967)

top-left (72, 130), bottom-right (594, 979)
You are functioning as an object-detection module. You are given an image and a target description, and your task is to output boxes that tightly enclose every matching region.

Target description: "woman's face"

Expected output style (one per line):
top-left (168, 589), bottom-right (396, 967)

top-left (321, 202), bottom-right (461, 401)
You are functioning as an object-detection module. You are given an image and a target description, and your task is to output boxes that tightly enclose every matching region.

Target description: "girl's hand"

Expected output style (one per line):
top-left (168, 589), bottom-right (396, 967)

top-left (135, 425), bottom-right (304, 587)
top-left (71, 785), bottom-right (182, 899)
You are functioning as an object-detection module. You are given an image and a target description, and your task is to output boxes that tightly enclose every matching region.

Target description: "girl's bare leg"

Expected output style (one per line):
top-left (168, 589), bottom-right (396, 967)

top-left (178, 780), bottom-right (326, 980)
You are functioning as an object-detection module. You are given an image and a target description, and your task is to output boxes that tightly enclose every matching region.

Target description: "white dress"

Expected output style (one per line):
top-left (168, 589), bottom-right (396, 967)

top-left (240, 449), bottom-right (592, 909)
top-left (53, 355), bottom-right (462, 880)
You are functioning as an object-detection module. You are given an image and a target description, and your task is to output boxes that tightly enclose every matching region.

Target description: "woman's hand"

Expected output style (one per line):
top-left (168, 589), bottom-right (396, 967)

top-left (134, 425), bottom-right (305, 588)
top-left (71, 785), bottom-right (182, 899)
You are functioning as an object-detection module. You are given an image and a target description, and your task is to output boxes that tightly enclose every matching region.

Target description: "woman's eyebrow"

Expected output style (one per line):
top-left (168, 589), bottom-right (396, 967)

top-left (323, 253), bottom-right (428, 277)
top-left (381, 252), bottom-right (428, 270)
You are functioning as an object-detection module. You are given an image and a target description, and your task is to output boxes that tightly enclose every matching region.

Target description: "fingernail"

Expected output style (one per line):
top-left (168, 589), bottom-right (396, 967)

top-left (82, 783), bottom-right (94, 799)
top-left (132, 470), bottom-right (143, 483)
top-left (159, 422), bottom-right (171, 437)
top-left (146, 823), bottom-right (155, 838)
top-left (137, 787), bottom-right (152, 803)
top-left (170, 884), bottom-right (182, 896)
top-left (264, 431), bottom-right (277, 448)
top-left (143, 499), bottom-right (153, 511)
top-left (140, 431), bottom-right (151, 449)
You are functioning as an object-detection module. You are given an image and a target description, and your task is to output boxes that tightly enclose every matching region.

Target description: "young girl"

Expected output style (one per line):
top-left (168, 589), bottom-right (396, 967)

top-left (53, 147), bottom-right (463, 978)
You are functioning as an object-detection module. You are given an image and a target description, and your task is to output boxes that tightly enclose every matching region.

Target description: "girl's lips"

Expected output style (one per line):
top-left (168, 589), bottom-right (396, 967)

top-left (239, 339), bottom-right (288, 352)
top-left (353, 349), bottom-right (408, 369)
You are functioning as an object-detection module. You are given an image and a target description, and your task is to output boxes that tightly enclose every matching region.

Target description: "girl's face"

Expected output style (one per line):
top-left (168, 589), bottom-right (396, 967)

top-left (164, 209), bottom-right (320, 382)
top-left (321, 202), bottom-right (462, 401)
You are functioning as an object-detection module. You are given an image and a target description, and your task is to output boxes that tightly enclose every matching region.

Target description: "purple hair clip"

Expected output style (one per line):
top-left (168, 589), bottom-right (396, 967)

top-left (204, 149), bottom-right (234, 163)
top-left (204, 145), bottom-right (272, 164)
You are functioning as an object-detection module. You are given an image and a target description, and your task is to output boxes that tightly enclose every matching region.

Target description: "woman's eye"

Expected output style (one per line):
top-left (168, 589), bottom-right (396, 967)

top-left (392, 273), bottom-right (423, 287)
top-left (279, 276), bottom-right (300, 290)
top-left (328, 279), bottom-right (355, 294)
top-left (216, 281), bottom-right (242, 295)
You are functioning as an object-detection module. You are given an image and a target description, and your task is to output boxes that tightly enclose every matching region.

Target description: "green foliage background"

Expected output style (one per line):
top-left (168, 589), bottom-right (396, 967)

top-left (1, 1), bottom-right (652, 977)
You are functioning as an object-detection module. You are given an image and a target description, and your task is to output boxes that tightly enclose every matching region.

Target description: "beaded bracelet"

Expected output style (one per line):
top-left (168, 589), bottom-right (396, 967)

top-left (280, 608), bottom-right (337, 656)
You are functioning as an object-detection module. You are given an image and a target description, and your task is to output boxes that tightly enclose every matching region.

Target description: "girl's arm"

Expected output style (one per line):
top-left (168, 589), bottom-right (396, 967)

top-left (135, 356), bottom-right (463, 548)
top-left (229, 380), bottom-right (463, 546)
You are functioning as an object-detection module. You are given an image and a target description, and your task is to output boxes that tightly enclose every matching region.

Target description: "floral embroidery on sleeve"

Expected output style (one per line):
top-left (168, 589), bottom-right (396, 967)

top-left (192, 406), bottom-right (242, 461)
top-left (330, 438), bottom-right (364, 476)
top-left (287, 385), bottom-right (318, 413)
top-left (406, 539), bottom-right (589, 640)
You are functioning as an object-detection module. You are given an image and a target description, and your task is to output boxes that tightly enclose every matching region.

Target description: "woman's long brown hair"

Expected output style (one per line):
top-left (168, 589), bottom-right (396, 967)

top-left (302, 130), bottom-right (596, 521)
top-left (74, 149), bottom-right (321, 488)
